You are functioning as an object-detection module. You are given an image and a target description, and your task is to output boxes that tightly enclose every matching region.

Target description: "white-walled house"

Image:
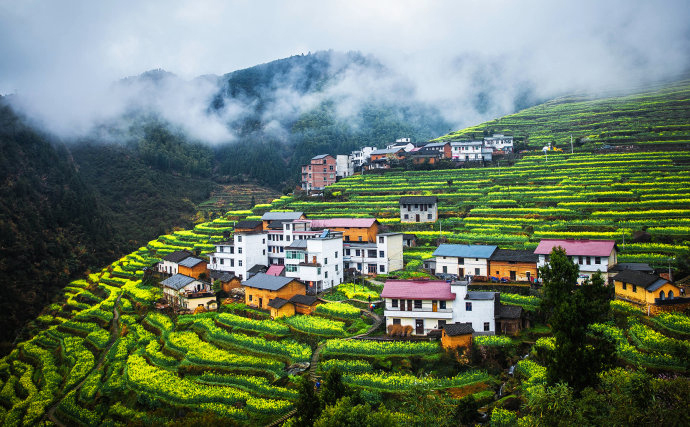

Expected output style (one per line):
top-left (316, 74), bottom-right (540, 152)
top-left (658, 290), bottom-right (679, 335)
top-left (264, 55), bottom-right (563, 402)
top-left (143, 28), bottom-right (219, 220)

top-left (208, 232), bottom-right (268, 280)
top-left (160, 274), bottom-right (214, 310)
top-left (399, 196), bottom-right (438, 223)
top-left (336, 154), bottom-right (354, 178)
top-left (157, 250), bottom-right (194, 275)
top-left (343, 232), bottom-right (403, 275)
top-left (433, 244), bottom-right (498, 278)
top-left (433, 244), bottom-right (497, 278)
top-left (381, 279), bottom-right (498, 335)
top-left (284, 230), bottom-right (344, 293)
top-left (451, 141), bottom-right (493, 161)
top-left (351, 146), bottom-right (378, 167)
top-left (483, 134), bottom-right (514, 152)
top-left (534, 239), bottom-right (617, 282)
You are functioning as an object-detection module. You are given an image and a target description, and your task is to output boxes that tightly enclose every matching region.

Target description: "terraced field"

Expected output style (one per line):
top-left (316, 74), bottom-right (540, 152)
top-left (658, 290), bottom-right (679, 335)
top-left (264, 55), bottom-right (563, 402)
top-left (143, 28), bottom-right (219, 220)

top-left (256, 150), bottom-right (690, 268)
top-left (436, 79), bottom-right (690, 148)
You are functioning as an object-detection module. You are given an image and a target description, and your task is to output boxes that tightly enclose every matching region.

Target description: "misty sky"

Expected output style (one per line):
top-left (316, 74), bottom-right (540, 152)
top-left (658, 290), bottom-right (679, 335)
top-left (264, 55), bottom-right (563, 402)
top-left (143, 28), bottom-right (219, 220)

top-left (1, 0), bottom-right (689, 140)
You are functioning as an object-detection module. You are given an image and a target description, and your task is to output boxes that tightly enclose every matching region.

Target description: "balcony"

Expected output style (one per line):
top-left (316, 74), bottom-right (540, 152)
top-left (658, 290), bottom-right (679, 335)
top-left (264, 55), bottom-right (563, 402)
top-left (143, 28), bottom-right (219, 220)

top-left (384, 309), bottom-right (453, 319)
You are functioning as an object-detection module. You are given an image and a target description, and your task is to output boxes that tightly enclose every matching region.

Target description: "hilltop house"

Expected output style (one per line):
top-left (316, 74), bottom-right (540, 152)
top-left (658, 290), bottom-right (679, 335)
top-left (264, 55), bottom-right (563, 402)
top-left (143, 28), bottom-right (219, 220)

top-left (451, 141), bottom-right (493, 161)
top-left (283, 229), bottom-right (344, 293)
top-left (157, 250), bottom-right (194, 275)
top-left (242, 273), bottom-right (306, 310)
top-left (161, 274), bottom-right (215, 311)
top-left (399, 196), bottom-right (438, 223)
top-left (301, 154), bottom-right (336, 192)
top-left (310, 218), bottom-right (380, 243)
top-left (350, 146), bottom-right (378, 168)
top-left (208, 232), bottom-right (268, 280)
top-left (441, 323), bottom-right (474, 349)
top-left (489, 249), bottom-right (538, 282)
top-left (613, 270), bottom-right (688, 315)
top-left (534, 239), bottom-right (617, 282)
top-left (177, 257), bottom-right (208, 279)
top-left (433, 244), bottom-right (497, 278)
top-left (381, 279), bottom-right (507, 336)
top-left (261, 211), bottom-right (306, 230)
top-left (423, 141), bottom-right (452, 159)
top-left (336, 154), bottom-right (354, 178)
top-left (407, 148), bottom-right (441, 164)
top-left (483, 134), bottom-right (514, 153)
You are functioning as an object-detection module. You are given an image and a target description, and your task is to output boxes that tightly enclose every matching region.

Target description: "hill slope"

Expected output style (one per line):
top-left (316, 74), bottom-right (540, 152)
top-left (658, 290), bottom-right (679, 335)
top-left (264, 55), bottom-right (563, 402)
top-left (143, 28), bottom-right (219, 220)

top-left (436, 79), bottom-right (690, 149)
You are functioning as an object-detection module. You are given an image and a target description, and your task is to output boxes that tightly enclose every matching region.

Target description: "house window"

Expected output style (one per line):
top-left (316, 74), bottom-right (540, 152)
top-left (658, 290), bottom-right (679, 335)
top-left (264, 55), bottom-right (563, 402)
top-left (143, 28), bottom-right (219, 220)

top-left (249, 294), bottom-right (253, 301)
top-left (392, 299), bottom-right (398, 308)
top-left (335, 251), bottom-right (338, 258)
top-left (238, 236), bottom-right (242, 242)
top-left (578, 256), bottom-right (583, 264)
top-left (325, 271), bottom-right (328, 278)
top-left (317, 268), bottom-right (321, 275)
top-left (368, 250), bottom-right (377, 258)
top-left (622, 282), bottom-right (627, 290)
top-left (586, 257), bottom-right (591, 265)
top-left (238, 260), bottom-right (242, 266)
top-left (442, 266), bottom-right (448, 273)
top-left (632, 284), bottom-right (637, 293)
top-left (379, 250), bottom-right (384, 258)
top-left (379, 265), bottom-right (385, 273)
top-left (286, 265), bottom-right (297, 272)
top-left (428, 214), bottom-right (432, 219)
top-left (230, 259), bottom-right (234, 267)
top-left (262, 238), bottom-right (265, 244)
top-left (345, 249), bottom-right (351, 256)
top-left (458, 258), bottom-right (464, 264)
top-left (475, 268), bottom-right (480, 275)
top-left (404, 214), bottom-right (409, 219)
top-left (359, 236), bottom-right (363, 242)
top-left (414, 300), bottom-right (422, 309)
top-left (286, 236), bottom-right (290, 241)
top-left (263, 249), bottom-right (266, 255)
top-left (466, 302), bottom-right (472, 311)
top-left (238, 247), bottom-right (243, 254)
top-left (335, 265), bottom-right (338, 271)
top-left (324, 258), bottom-right (328, 265)
top-left (355, 250), bottom-right (361, 256)
top-left (220, 259), bottom-right (224, 265)
top-left (484, 322), bottom-right (490, 331)
top-left (439, 300), bottom-right (446, 309)
top-left (393, 318), bottom-right (401, 325)
top-left (595, 257), bottom-right (601, 264)
top-left (379, 236), bottom-right (384, 244)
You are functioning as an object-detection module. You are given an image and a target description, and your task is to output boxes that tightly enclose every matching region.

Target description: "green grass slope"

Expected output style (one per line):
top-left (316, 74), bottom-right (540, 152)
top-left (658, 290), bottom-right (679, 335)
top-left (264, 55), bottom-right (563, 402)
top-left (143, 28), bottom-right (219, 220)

top-left (436, 79), bottom-right (690, 148)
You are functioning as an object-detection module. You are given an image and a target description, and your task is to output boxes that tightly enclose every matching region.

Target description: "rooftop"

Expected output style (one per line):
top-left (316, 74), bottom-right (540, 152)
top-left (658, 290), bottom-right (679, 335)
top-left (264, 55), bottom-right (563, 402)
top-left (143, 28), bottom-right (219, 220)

top-left (287, 240), bottom-right (308, 249)
top-left (498, 303), bottom-right (523, 319)
top-left (609, 263), bottom-right (654, 273)
top-left (289, 294), bottom-right (319, 306)
top-left (242, 273), bottom-right (300, 291)
top-left (466, 291), bottom-right (496, 301)
top-left (381, 280), bottom-right (455, 300)
top-left (261, 211), bottom-right (304, 221)
top-left (266, 265), bottom-right (285, 276)
top-left (370, 147), bottom-right (404, 155)
top-left (443, 322), bottom-right (474, 336)
top-left (235, 220), bottom-right (263, 229)
top-left (311, 154), bottom-right (332, 160)
top-left (161, 274), bottom-right (197, 291)
top-left (433, 244), bottom-right (497, 259)
top-left (178, 257), bottom-right (205, 268)
top-left (534, 239), bottom-right (617, 257)
top-left (613, 270), bottom-right (669, 291)
top-left (267, 297), bottom-right (290, 309)
top-left (399, 195), bottom-right (438, 205)
top-left (162, 250), bottom-right (194, 263)
top-left (490, 249), bottom-right (538, 263)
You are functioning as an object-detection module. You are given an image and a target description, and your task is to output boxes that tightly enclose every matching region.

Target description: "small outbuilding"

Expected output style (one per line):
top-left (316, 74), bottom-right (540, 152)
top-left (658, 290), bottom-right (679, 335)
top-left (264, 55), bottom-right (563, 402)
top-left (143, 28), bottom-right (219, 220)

top-left (441, 322), bottom-right (474, 349)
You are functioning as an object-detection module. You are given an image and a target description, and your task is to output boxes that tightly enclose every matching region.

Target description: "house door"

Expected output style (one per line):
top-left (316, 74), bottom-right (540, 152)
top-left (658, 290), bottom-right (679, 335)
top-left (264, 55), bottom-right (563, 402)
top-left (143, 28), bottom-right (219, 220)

top-left (259, 297), bottom-right (263, 308)
top-left (459, 268), bottom-right (464, 277)
top-left (510, 271), bottom-right (516, 281)
top-left (432, 301), bottom-right (438, 312)
top-left (407, 300), bottom-right (413, 311)
top-left (415, 214), bottom-right (420, 222)
top-left (526, 271), bottom-right (531, 281)
top-left (415, 319), bottom-right (424, 335)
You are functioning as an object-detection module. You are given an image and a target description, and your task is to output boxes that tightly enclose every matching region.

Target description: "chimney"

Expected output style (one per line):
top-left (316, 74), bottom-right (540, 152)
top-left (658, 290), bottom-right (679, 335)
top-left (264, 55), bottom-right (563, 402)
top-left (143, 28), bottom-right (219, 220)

top-left (660, 272), bottom-right (672, 282)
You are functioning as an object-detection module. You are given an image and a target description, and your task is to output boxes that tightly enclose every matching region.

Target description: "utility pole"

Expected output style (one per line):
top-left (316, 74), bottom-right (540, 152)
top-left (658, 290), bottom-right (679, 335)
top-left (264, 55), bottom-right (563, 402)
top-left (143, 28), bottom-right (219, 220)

top-left (570, 134), bottom-right (574, 154)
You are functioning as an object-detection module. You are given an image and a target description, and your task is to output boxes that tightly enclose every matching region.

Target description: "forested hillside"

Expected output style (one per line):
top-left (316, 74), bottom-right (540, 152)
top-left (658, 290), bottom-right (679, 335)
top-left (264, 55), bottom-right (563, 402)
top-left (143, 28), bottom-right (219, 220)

top-left (0, 100), bottom-right (115, 353)
top-left (437, 78), bottom-right (690, 149)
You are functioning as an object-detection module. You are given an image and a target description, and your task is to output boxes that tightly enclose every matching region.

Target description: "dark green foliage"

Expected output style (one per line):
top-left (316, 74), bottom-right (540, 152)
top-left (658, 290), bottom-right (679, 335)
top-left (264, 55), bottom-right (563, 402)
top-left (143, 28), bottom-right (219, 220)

top-left (539, 248), bottom-right (614, 391)
top-left (401, 384), bottom-right (459, 427)
top-left (0, 100), bottom-right (115, 354)
top-left (313, 397), bottom-right (397, 427)
top-left (456, 394), bottom-right (479, 425)
top-left (320, 367), bottom-right (348, 409)
top-left (294, 376), bottom-right (320, 427)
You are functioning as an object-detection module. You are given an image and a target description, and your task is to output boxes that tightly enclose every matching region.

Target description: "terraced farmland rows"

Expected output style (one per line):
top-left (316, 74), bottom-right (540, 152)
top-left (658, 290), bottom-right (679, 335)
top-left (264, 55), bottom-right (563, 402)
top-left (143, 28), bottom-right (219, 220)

top-left (252, 150), bottom-right (690, 268)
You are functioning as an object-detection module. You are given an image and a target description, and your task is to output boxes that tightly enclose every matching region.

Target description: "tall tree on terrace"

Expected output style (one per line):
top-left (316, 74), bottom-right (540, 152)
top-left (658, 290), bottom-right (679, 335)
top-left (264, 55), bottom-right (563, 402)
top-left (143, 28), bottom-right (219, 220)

top-left (539, 247), bottom-right (614, 392)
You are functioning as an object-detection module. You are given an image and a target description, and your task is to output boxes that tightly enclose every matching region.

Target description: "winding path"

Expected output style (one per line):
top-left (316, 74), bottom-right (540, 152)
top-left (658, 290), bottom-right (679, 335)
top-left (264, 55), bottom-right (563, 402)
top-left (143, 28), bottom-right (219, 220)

top-left (45, 292), bottom-right (123, 426)
top-left (265, 307), bottom-right (382, 427)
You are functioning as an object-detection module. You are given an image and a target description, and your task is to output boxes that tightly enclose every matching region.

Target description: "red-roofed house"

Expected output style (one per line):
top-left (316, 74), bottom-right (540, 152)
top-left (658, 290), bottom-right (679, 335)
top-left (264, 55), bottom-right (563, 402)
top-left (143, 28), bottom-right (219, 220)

top-left (309, 218), bottom-right (380, 243)
top-left (534, 239), bottom-right (618, 282)
top-left (266, 264), bottom-right (285, 276)
top-left (381, 279), bottom-right (499, 336)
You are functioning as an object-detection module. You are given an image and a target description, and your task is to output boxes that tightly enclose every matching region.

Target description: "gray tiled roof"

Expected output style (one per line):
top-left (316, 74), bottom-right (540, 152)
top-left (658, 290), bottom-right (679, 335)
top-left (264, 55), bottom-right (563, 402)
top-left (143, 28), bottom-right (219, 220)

top-left (434, 244), bottom-right (497, 259)
top-left (289, 294), bottom-right (319, 306)
top-left (466, 291), bottom-right (496, 300)
top-left (490, 249), bottom-right (538, 263)
top-left (261, 211), bottom-right (304, 221)
top-left (443, 322), bottom-right (474, 336)
top-left (498, 303), bottom-right (523, 319)
top-left (267, 297), bottom-right (290, 309)
top-left (161, 274), bottom-right (196, 291)
top-left (613, 269), bottom-right (668, 290)
top-left (162, 250), bottom-right (194, 263)
top-left (178, 257), bottom-right (204, 268)
top-left (399, 196), bottom-right (438, 205)
top-left (242, 272), bottom-right (301, 291)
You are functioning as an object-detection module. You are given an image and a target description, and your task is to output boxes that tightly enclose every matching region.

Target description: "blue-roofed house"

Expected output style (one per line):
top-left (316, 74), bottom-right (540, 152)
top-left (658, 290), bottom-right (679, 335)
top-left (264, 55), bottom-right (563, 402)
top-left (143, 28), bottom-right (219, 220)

top-left (433, 244), bottom-right (498, 278)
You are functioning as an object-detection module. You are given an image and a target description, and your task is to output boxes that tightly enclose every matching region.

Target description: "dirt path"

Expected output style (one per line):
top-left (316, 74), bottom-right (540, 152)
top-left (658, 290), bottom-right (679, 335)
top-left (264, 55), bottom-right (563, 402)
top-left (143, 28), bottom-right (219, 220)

top-left (45, 292), bottom-right (123, 426)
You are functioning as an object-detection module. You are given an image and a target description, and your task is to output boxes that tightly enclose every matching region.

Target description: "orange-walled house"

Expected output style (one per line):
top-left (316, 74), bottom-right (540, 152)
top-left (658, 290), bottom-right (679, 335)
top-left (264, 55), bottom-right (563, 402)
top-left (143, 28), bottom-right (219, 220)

top-left (423, 142), bottom-right (452, 159)
top-left (441, 322), bottom-right (474, 349)
top-left (369, 147), bottom-right (405, 163)
top-left (613, 270), bottom-right (688, 315)
top-left (489, 249), bottom-right (539, 282)
top-left (310, 218), bottom-right (380, 243)
top-left (178, 257), bottom-right (208, 279)
top-left (242, 273), bottom-right (307, 310)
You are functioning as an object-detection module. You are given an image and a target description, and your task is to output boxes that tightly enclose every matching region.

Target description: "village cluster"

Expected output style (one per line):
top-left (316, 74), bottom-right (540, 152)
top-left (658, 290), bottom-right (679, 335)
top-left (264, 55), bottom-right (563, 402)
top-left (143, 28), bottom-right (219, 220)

top-left (155, 201), bottom-right (688, 348)
top-left (301, 135), bottom-right (514, 192)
